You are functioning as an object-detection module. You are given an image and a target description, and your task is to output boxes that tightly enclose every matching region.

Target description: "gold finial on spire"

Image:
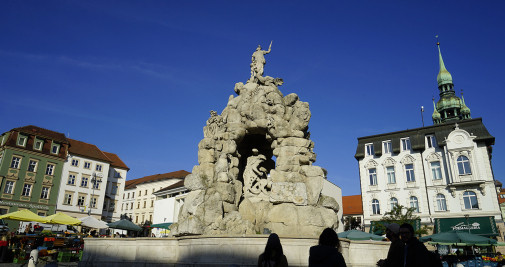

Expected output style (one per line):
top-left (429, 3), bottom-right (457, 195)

top-left (436, 35), bottom-right (440, 46)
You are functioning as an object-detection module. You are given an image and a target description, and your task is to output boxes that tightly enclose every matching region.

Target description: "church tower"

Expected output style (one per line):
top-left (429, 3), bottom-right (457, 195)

top-left (432, 41), bottom-right (471, 124)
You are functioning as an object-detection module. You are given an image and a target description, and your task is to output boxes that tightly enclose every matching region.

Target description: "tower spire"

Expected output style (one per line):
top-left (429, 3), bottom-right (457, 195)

top-left (436, 40), bottom-right (453, 86)
top-left (432, 37), bottom-right (471, 125)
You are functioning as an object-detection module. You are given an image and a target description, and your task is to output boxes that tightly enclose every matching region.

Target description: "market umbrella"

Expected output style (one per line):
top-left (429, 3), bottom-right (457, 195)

top-left (80, 216), bottom-right (108, 229)
top-left (419, 231), bottom-right (497, 246)
top-left (0, 209), bottom-right (46, 222)
top-left (338, 230), bottom-right (384, 241)
top-left (43, 212), bottom-right (81, 226)
top-left (107, 219), bottom-right (142, 231)
top-left (150, 222), bottom-right (172, 229)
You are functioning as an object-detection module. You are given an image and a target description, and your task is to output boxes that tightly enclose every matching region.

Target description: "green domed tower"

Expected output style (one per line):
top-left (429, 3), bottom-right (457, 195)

top-left (432, 42), bottom-right (472, 124)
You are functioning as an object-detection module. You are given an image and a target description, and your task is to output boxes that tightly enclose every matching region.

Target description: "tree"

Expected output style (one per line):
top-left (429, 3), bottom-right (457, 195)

top-left (377, 205), bottom-right (430, 236)
top-left (344, 216), bottom-right (362, 231)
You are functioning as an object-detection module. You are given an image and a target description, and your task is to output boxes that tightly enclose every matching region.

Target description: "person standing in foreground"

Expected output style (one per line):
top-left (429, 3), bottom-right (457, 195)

top-left (258, 233), bottom-right (288, 267)
top-left (309, 228), bottom-right (347, 267)
top-left (399, 223), bottom-right (429, 267)
top-left (377, 223), bottom-right (404, 267)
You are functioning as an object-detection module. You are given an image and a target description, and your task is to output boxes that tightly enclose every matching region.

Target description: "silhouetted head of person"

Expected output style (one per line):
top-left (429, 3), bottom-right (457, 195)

top-left (318, 228), bottom-right (341, 250)
top-left (399, 223), bottom-right (415, 244)
top-left (263, 233), bottom-right (284, 261)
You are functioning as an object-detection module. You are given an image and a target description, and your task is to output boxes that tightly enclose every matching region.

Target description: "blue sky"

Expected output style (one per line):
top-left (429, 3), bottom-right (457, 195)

top-left (1, 1), bottom-right (504, 196)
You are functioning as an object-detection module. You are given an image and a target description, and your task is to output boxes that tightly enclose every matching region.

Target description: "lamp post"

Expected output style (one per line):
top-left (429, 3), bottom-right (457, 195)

top-left (89, 172), bottom-right (103, 216)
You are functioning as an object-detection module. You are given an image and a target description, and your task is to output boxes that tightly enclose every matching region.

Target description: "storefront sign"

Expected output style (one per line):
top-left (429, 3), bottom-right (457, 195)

top-left (434, 216), bottom-right (497, 236)
top-left (0, 200), bottom-right (49, 210)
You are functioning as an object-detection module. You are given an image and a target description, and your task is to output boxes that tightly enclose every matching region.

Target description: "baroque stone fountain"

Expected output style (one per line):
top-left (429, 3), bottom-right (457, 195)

top-left (171, 42), bottom-right (339, 237)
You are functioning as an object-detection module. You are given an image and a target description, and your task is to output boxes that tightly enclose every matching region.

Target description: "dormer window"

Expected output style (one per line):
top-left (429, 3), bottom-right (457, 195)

top-left (383, 141), bottom-right (392, 154)
top-left (426, 135), bottom-right (437, 148)
top-left (17, 135), bottom-right (27, 147)
top-left (401, 138), bottom-right (411, 151)
top-left (365, 143), bottom-right (374, 156)
top-left (34, 139), bottom-right (43, 151)
top-left (51, 142), bottom-right (60, 155)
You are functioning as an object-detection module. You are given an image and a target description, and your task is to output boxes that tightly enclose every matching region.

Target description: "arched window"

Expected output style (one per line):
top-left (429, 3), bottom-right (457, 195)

top-left (457, 156), bottom-right (472, 175)
top-left (436, 194), bottom-right (447, 211)
top-left (389, 197), bottom-right (398, 210)
top-left (372, 199), bottom-right (380, 215)
top-left (409, 196), bottom-right (419, 212)
top-left (463, 191), bottom-right (479, 209)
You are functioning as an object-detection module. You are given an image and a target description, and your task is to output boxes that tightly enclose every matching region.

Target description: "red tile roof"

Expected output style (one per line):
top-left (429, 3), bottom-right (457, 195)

top-left (103, 151), bottom-right (129, 170)
top-left (499, 189), bottom-right (505, 204)
top-left (125, 170), bottom-right (190, 189)
top-left (342, 195), bottom-right (363, 215)
top-left (12, 125), bottom-right (68, 143)
top-left (68, 138), bottom-right (111, 163)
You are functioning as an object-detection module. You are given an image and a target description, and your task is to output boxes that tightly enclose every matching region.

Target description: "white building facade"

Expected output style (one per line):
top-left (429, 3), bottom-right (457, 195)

top-left (120, 170), bottom-right (190, 225)
top-left (355, 43), bottom-right (502, 238)
top-left (56, 139), bottom-right (128, 222)
top-left (356, 120), bottom-right (500, 236)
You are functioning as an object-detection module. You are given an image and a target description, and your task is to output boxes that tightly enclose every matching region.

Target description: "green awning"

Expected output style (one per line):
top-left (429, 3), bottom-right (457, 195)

top-left (434, 216), bottom-right (498, 236)
top-left (150, 222), bottom-right (173, 229)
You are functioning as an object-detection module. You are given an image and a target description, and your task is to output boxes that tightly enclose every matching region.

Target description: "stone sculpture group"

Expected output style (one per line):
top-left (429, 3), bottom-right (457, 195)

top-left (171, 42), bottom-right (339, 236)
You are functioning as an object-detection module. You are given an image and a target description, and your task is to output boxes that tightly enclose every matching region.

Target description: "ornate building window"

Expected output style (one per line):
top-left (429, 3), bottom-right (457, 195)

top-left (409, 196), bottom-right (419, 212)
top-left (405, 164), bottom-right (415, 182)
top-left (22, 184), bottom-right (32, 196)
top-left (457, 156), bottom-right (472, 175)
top-left (389, 197), bottom-right (398, 210)
top-left (63, 193), bottom-right (73, 205)
top-left (369, 168), bottom-right (377, 185)
top-left (10, 156), bottom-right (21, 169)
top-left (27, 160), bottom-right (38, 172)
top-left (4, 181), bottom-right (15, 194)
top-left (463, 191), bottom-right (479, 209)
top-left (436, 194), bottom-right (447, 211)
top-left (45, 163), bottom-right (55, 175)
top-left (431, 161), bottom-right (443, 180)
top-left (40, 187), bottom-right (50, 199)
top-left (68, 174), bottom-right (76, 185)
top-left (372, 199), bottom-right (380, 215)
top-left (386, 166), bottom-right (396, 184)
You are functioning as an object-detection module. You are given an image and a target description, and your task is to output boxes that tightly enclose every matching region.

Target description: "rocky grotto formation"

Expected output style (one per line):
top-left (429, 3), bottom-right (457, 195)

top-left (170, 43), bottom-right (339, 236)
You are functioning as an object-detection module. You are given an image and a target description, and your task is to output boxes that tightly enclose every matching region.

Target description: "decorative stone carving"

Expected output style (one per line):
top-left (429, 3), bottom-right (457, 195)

top-left (171, 44), bottom-right (339, 237)
top-left (401, 155), bottom-right (415, 165)
top-left (426, 153), bottom-right (441, 162)
top-left (382, 157), bottom-right (396, 166)
top-left (365, 160), bottom-right (378, 169)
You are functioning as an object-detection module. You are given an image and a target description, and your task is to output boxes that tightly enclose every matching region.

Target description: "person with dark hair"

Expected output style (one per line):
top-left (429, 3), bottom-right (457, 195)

top-left (258, 233), bottom-right (288, 267)
top-left (309, 228), bottom-right (347, 267)
top-left (399, 223), bottom-right (430, 267)
top-left (377, 223), bottom-right (404, 267)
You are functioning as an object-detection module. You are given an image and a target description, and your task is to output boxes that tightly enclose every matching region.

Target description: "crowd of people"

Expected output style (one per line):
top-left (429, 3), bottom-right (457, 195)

top-left (258, 224), bottom-right (444, 267)
top-left (258, 228), bottom-right (347, 267)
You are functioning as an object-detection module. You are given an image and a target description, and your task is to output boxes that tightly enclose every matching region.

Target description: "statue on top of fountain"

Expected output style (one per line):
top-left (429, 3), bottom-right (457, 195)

top-left (247, 41), bottom-right (284, 86)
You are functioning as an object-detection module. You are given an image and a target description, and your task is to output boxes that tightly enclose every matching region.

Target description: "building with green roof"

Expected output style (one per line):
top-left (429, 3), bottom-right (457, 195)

top-left (355, 43), bottom-right (501, 238)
